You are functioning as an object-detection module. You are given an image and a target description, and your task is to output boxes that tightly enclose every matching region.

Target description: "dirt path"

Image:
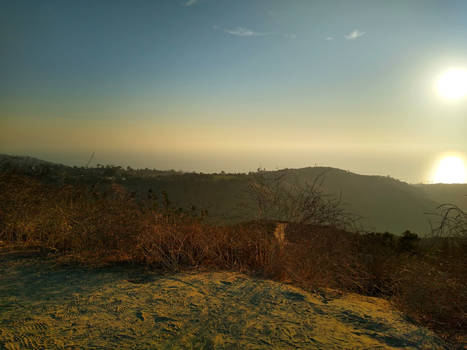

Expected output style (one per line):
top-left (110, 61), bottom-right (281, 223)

top-left (0, 248), bottom-right (446, 349)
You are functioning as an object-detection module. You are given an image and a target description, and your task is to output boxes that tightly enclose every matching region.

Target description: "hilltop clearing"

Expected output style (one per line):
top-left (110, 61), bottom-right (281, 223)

top-left (0, 247), bottom-right (447, 350)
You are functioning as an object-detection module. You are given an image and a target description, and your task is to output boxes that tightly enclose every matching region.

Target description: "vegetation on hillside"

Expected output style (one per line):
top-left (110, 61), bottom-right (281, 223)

top-left (0, 171), bottom-right (465, 346)
top-left (4, 154), bottom-right (466, 234)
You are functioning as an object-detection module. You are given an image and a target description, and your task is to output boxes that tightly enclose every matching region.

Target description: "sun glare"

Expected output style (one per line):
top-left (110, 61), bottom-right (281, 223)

top-left (432, 155), bottom-right (467, 184)
top-left (436, 69), bottom-right (467, 100)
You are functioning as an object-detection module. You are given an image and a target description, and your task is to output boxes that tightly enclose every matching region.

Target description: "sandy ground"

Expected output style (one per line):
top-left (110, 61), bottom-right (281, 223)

top-left (0, 246), bottom-right (446, 349)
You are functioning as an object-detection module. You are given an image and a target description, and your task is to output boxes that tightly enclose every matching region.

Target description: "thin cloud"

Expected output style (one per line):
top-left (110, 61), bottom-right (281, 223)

top-left (344, 29), bottom-right (365, 40)
top-left (184, 0), bottom-right (198, 7)
top-left (325, 36), bottom-right (334, 41)
top-left (213, 25), bottom-right (273, 37)
top-left (283, 33), bottom-right (297, 39)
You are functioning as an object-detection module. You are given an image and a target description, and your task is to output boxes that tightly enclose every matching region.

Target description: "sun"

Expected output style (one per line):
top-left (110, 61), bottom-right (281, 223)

top-left (432, 155), bottom-right (467, 184)
top-left (436, 69), bottom-right (467, 100)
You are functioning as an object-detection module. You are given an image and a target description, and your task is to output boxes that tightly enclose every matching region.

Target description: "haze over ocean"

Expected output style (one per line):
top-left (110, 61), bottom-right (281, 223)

top-left (1, 0), bottom-right (466, 183)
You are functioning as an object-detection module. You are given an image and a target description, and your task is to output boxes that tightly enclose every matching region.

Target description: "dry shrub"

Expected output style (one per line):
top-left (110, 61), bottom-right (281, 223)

top-left (134, 220), bottom-right (287, 277)
top-left (135, 218), bottom-right (211, 270)
top-left (275, 223), bottom-right (363, 291)
top-left (0, 174), bottom-right (46, 242)
top-left (355, 230), bottom-right (466, 345)
top-left (0, 174), bottom-right (144, 261)
top-left (394, 257), bottom-right (466, 344)
top-left (223, 222), bottom-right (290, 278)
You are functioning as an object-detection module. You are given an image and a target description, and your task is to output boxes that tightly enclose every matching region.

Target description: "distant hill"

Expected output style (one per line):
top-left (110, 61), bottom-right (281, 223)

top-left (415, 183), bottom-right (467, 211)
top-left (266, 167), bottom-right (440, 234)
top-left (0, 154), bottom-right (59, 169)
top-left (2, 154), bottom-right (465, 235)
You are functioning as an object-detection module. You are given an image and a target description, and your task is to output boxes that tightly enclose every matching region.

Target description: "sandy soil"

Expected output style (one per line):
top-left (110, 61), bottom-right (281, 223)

top-left (0, 246), bottom-right (446, 349)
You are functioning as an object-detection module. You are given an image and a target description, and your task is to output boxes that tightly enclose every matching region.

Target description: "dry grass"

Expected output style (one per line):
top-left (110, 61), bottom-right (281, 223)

top-left (0, 173), bottom-right (465, 346)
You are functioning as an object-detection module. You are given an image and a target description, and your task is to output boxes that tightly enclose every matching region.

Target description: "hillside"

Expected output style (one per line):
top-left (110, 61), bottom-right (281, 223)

top-left (277, 168), bottom-right (440, 234)
top-left (1, 154), bottom-right (463, 234)
top-left (415, 183), bottom-right (467, 211)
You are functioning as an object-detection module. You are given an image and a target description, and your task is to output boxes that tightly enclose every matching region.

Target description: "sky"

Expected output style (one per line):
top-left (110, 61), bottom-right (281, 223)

top-left (1, 0), bottom-right (466, 183)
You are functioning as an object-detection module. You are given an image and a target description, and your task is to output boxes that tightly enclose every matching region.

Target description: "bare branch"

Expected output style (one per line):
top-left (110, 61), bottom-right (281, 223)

top-left (246, 170), bottom-right (360, 231)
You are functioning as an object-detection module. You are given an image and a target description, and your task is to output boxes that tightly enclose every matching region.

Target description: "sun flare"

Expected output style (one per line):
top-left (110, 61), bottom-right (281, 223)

top-left (432, 155), bottom-right (467, 183)
top-left (436, 69), bottom-right (467, 100)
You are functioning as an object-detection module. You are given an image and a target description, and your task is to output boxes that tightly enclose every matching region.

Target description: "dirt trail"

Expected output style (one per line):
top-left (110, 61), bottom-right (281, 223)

top-left (0, 247), bottom-right (446, 349)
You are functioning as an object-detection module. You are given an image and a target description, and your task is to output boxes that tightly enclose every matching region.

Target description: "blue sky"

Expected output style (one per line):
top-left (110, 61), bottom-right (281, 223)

top-left (1, 0), bottom-right (466, 182)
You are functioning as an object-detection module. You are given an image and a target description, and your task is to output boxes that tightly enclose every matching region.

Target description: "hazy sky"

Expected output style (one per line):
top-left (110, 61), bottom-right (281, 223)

top-left (1, 0), bottom-right (466, 182)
